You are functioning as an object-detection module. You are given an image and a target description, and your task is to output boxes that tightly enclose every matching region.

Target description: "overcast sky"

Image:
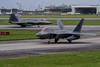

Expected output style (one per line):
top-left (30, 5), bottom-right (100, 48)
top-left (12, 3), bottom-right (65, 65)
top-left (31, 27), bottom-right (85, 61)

top-left (0, 0), bottom-right (100, 10)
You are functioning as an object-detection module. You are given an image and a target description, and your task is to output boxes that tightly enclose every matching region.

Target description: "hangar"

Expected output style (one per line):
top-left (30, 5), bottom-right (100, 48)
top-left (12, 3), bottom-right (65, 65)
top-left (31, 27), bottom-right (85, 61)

top-left (71, 6), bottom-right (100, 14)
top-left (44, 5), bottom-right (100, 15)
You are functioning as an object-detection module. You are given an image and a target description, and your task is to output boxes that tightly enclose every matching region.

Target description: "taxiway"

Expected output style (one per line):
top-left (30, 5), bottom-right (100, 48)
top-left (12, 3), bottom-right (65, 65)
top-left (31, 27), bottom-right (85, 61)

top-left (0, 37), bottom-right (100, 57)
top-left (0, 25), bottom-right (100, 31)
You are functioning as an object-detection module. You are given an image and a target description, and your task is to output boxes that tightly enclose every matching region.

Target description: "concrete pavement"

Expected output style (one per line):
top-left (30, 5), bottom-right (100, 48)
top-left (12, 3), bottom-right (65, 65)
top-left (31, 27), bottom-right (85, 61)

top-left (0, 37), bottom-right (100, 57)
top-left (0, 25), bottom-right (100, 30)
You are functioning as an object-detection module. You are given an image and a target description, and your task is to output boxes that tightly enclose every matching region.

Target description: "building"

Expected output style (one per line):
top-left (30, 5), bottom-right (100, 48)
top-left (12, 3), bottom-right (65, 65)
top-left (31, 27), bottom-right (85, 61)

top-left (44, 5), bottom-right (100, 15)
top-left (0, 9), bottom-right (12, 15)
top-left (96, 6), bottom-right (100, 15)
top-left (0, 8), bottom-right (23, 15)
top-left (71, 5), bottom-right (100, 14)
top-left (0, 8), bottom-right (44, 15)
top-left (0, 5), bottom-right (100, 15)
top-left (44, 5), bottom-right (71, 15)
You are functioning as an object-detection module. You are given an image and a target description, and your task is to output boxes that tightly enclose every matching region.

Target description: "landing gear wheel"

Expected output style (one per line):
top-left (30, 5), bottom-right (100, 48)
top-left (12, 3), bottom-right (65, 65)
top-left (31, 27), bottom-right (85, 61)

top-left (48, 41), bottom-right (50, 44)
top-left (21, 25), bottom-right (26, 27)
top-left (68, 40), bottom-right (72, 43)
top-left (37, 25), bottom-right (40, 28)
top-left (55, 38), bottom-right (59, 43)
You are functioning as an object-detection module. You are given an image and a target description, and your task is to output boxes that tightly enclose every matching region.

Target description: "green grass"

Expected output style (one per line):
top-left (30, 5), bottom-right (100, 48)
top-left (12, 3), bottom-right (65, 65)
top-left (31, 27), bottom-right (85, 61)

top-left (0, 51), bottom-right (100, 67)
top-left (63, 20), bottom-right (100, 25)
top-left (0, 19), bottom-right (10, 25)
top-left (0, 29), bottom-right (39, 41)
top-left (50, 20), bottom-right (100, 25)
top-left (0, 19), bottom-right (100, 25)
top-left (0, 14), bottom-right (100, 18)
top-left (21, 14), bottom-right (100, 18)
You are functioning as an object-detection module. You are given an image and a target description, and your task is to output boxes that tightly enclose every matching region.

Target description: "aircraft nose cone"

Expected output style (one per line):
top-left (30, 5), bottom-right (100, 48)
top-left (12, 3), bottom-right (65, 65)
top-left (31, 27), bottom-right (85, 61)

top-left (36, 32), bottom-right (44, 37)
top-left (36, 32), bottom-right (48, 39)
top-left (36, 32), bottom-right (41, 36)
top-left (36, 33), bottom-right (41, 39)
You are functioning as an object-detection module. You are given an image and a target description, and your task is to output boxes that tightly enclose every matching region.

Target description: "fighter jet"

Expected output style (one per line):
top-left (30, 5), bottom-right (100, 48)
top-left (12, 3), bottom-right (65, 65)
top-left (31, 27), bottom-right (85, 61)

top-left (9, 13), bottom-right (52, 27)
top-left (36, 19), bottom-right (96, 43)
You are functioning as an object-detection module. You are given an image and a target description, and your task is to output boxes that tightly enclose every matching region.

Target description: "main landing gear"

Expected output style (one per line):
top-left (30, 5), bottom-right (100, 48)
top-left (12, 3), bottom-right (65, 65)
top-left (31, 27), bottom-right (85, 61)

top-left (54, 38), bottom-right (59, 43)
top-left (48, 39), bottom-right (72, 44)
top-left (67, 40), bottom-right (72, 43)
top-left (48, 38), bottom-right (59, 44)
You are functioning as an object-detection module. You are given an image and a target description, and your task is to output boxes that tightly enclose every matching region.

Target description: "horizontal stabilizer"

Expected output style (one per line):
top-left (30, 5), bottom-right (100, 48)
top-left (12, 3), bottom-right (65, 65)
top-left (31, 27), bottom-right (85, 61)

top-left (68, 32), bottom-right (96, 36)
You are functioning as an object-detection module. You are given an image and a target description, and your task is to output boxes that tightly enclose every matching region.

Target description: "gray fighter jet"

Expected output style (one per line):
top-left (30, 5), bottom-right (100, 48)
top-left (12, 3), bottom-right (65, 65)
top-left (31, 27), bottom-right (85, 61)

top-left (36, 19), bottom-right (96, 43)
top-left (9, 13), bottom-right (51, 27)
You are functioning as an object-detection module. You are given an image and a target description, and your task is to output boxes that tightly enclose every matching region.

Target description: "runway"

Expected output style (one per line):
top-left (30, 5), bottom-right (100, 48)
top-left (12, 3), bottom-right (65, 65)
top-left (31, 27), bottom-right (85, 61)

top-left (0, 25), bottom-right (100, 31)
top-left (0, 24), bottom-right (100, 57)
top-left (0, 37), bottom-right (100, 57)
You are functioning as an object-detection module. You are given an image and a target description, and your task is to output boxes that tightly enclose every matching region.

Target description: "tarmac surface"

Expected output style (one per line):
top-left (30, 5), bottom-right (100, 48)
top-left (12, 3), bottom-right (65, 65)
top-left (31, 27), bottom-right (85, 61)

top-left (0, 24), bottom-right (100, 57)
top-left (0, 37), bottom-right (100, 57)
top-left (0, 25), bottom-right (100, 31)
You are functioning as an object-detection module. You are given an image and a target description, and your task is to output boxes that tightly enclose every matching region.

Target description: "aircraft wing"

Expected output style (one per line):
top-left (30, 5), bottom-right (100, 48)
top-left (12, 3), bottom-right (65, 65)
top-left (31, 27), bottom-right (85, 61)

top-left (21, 19), bottom-right (50, 23)
top-left (53, 31), bottom-right (96, 36)
top-left (68, 32), bottom-right (97, 36)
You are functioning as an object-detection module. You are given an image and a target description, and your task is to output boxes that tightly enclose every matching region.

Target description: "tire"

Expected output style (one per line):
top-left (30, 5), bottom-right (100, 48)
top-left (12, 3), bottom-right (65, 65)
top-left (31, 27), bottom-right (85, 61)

top-left (55, 38), bottom-right (59, 43)
top-left (20, 25), bottom-right (26, 27)
top-left (67, 40), bottom-right (72, 43)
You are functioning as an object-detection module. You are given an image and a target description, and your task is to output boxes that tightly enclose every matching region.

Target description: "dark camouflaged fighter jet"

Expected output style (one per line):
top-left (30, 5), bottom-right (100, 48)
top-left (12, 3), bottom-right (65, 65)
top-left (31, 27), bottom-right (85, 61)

top-left (36, 19), bottom-right (96, 43)
top-left (9, 13), bottom-right (51, 27)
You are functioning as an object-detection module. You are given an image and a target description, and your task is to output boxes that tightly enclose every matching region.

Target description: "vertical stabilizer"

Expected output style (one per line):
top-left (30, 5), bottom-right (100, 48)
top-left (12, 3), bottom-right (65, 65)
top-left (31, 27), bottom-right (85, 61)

top-left (57, 20), bottom-right (64, 30)
top-left (73, 18), bottom-right (84, 32)
top-left (9, 13), bottom-right (19, 23)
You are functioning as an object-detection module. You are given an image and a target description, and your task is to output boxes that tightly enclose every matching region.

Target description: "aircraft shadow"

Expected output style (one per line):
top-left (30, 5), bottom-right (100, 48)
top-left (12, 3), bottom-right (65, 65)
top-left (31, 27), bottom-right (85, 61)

top-left (40, 41), bottom-right (91, 44)
top-left (9, 26), bottom-right (43, 28)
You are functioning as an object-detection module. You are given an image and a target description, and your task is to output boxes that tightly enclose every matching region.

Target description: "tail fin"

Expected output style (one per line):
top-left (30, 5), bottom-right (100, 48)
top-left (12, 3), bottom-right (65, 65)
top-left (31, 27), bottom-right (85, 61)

top-left (57, 20), bottom-right (64, 30)
top-left (73, 18), bottom-right (84, 32)
top-left (9, 13), bottom-right (19, 23)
